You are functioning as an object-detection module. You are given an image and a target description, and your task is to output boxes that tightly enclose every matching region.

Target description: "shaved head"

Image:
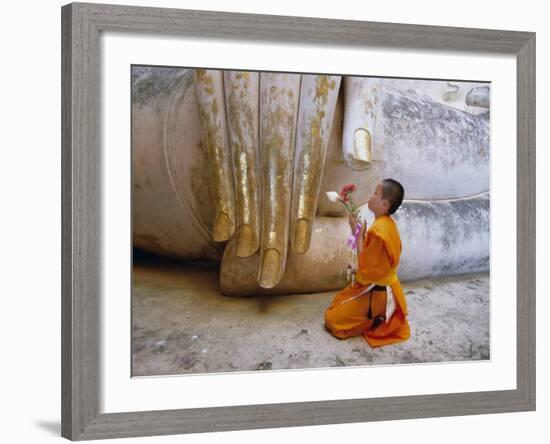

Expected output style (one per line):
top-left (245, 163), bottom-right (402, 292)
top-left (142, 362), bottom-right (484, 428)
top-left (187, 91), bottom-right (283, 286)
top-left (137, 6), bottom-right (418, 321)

top-left (381, 178), bottom-right (404, 215)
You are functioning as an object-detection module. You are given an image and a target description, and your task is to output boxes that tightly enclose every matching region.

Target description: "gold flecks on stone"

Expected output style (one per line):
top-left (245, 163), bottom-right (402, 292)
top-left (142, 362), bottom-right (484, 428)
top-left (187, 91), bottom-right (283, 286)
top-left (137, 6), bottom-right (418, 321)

top-left (258, 248), bottom-right (281, 288)
top-left (213, 212), bottom-right (232, 242)
top-left (353, 127), bottom-right (372, 164)
top-left (236, 224), bottom-right (257, 257)
top-left (293, 218), bottom-right (310, 254)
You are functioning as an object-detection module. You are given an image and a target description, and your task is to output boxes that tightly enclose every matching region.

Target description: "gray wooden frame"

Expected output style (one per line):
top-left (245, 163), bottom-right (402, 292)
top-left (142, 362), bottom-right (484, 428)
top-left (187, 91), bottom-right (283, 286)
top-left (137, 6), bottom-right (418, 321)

top-left (61, 2), bottom-right (536, 440)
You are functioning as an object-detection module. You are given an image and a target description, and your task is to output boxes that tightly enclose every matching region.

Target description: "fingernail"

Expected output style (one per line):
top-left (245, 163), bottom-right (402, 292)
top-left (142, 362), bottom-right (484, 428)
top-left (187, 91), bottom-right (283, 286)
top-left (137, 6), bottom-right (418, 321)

top-left (293, 218), bottom-right (310, 254)
top-left (236, 224), bottom-right (256, 257)
top-left (258, 249), bottom-right (281, 288)
top-left (212, 212), bottom-right (232, 242)
top-left (352, 128), bottom-right (372, 168)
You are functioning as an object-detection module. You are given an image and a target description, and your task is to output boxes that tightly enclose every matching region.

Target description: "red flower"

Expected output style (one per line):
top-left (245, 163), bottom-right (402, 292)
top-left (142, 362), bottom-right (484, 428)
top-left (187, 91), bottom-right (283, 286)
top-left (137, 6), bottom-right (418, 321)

top-left (339, 183), bottom-right (356, 202)
top-left (340, 183), bottom-right (356, 194)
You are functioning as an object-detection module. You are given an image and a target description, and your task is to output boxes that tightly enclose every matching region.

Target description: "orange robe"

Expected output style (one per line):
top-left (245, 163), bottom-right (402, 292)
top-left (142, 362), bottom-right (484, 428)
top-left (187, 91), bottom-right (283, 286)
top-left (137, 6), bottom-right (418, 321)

top-left (324, 215), bottom-right (411, 347)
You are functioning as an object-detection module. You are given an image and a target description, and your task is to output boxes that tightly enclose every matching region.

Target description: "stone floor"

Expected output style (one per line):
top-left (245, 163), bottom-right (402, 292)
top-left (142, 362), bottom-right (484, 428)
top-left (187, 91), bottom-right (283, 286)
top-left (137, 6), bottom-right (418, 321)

top-left (132, 250), bottom-right (490, 377)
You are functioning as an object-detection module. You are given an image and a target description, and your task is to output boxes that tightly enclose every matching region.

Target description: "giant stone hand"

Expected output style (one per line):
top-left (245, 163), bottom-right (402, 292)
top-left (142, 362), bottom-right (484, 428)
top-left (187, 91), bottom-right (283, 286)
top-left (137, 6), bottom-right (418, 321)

top-left (193, 70), bottom-right (341, 288)
top-left (132, 67), bottom-right (490, 296)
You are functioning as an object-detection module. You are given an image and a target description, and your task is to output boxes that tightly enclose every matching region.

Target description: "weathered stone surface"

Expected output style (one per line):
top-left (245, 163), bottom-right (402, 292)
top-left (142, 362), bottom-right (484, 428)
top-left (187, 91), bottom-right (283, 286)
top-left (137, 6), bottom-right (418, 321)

top-left (132, 253), bottom-right (489, 376)
top-left (220, 193), bottom-right (489, 295)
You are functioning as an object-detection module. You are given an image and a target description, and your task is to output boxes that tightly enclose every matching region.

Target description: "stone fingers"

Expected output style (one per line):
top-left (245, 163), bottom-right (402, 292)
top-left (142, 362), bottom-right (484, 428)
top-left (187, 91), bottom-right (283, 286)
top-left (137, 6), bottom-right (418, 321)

top-left (223, 71), bottom-right (261, 257)
top-left (290, 75), bottom-right (341, 254)
top-left (193, 69), bottom-right (236, 242)
top-left (258, 73), bottom-right (301, 288)
top-left (197, 70), bottom-right (340, 288)
top-left (342, 77), bottom-right (379, 171)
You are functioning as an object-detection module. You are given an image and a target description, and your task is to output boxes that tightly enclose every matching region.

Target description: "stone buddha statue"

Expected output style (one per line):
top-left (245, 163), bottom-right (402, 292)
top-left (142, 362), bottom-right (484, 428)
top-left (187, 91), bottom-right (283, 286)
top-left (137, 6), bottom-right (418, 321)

top-left (132, 67), bottom-right (489, 296)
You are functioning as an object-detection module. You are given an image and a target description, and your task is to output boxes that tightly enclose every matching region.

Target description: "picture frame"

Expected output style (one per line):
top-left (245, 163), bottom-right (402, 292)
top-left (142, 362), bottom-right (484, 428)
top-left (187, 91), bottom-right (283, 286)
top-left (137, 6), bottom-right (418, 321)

top-left (61, 2), bottom-right (536, 440)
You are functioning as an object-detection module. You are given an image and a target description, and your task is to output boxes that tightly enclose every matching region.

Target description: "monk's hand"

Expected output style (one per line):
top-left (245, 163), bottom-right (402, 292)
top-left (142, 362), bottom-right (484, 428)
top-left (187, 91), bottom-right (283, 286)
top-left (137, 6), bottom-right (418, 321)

top-left (360, 221), bottom-right (367, 239)
top-left (355, 221), bottom-right (367, 255)
top-left (193, 70), bottom-right (342, 289)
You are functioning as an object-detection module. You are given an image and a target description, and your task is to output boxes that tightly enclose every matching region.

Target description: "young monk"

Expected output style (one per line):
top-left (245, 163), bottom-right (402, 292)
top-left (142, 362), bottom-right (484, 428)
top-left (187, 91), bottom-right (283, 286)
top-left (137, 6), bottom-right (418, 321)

top-left (324, 178), bottom-right (411, 347)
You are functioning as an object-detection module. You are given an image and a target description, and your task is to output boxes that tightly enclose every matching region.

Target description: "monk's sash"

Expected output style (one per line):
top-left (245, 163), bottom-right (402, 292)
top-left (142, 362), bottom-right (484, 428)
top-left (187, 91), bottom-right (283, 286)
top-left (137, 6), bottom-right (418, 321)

top-left (339, 270), bottom-right (399, 323)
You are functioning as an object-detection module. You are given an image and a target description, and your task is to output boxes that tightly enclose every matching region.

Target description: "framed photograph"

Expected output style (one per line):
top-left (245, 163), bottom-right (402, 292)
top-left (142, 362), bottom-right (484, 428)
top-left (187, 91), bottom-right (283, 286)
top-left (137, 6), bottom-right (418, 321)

top-left (61, 2), bottom-right (535, 440)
